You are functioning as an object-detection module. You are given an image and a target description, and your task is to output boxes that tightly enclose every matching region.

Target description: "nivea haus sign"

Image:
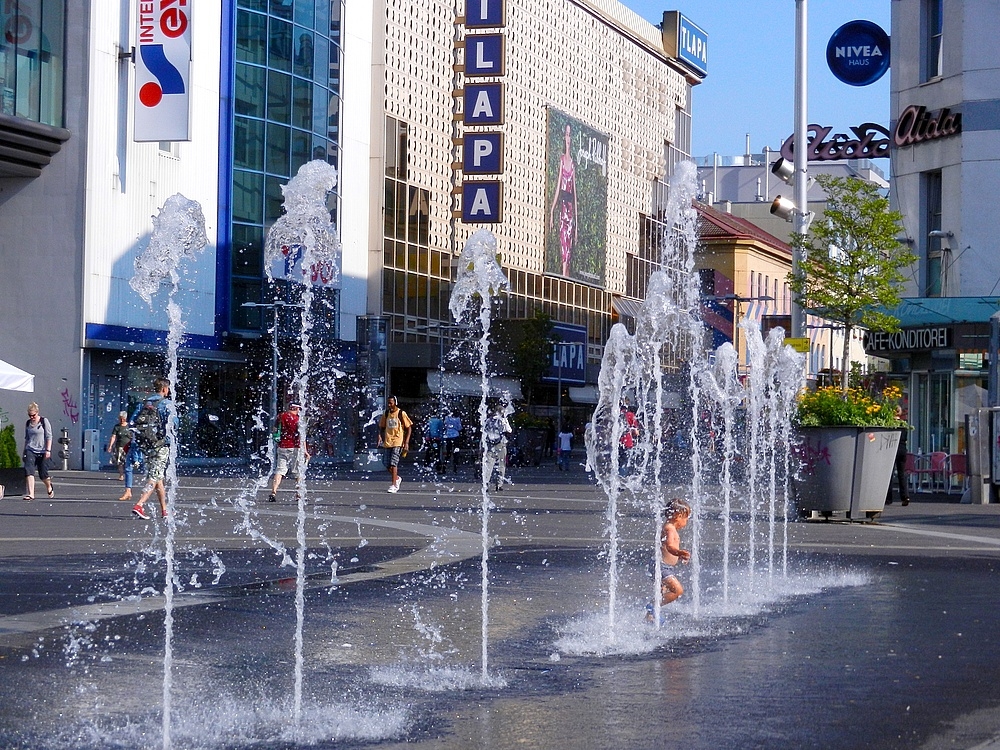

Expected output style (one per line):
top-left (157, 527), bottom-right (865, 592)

top-left (826, 20), bottom-right (890, 87)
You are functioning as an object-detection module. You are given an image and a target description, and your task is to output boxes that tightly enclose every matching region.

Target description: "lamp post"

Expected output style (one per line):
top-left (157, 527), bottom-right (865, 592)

top-left (552, 341), bottom-right (578, 432)
top-left (241, 301), bottom-right (306, 424)
top-left (791, 0), bottom-right (809, 340)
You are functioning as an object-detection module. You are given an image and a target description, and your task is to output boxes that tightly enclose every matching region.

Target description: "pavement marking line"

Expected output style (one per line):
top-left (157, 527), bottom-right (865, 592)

top-left (0, 511), bottom-right (482, 648)
top-left (865, 522), bottom-right (1000, 547)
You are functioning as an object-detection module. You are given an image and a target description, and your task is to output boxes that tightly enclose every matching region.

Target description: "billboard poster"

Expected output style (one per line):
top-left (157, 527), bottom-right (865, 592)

top-left (134, 0), bottom-right (192, 142)
top-left (543, 108), bottom-right (608, 286)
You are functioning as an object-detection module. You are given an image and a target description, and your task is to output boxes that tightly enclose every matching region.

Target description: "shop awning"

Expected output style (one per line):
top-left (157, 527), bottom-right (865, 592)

top-left (426, 371), bottom-right (523, 399)
top-left (613, 296), bottom-right (643, 320)
top-left (0, 359), bottom-right (34, 392)
top-left (885, 297), bottom-right (1000, 326)
top-left (568, 385), bottom-right (600, 404)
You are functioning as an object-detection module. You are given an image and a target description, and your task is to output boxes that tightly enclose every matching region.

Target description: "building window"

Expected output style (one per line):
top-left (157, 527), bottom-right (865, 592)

top-left (923, 0), bottom-right (943, 81)
top-left (923, 170), bottom-right (943, 297)
top-left (228, 0), bottom-right (344, 333)
top-left (0, 0), bottom-right (65, 126)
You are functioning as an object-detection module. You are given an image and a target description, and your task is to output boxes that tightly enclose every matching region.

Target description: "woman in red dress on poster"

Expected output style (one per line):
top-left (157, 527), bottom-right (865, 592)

top-left (549, 123), bottom-right (578, 277)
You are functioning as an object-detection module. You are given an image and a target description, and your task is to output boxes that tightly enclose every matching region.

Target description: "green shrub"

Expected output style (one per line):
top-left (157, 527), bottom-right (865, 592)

top-left (0, 424), bottom-right (21, 469)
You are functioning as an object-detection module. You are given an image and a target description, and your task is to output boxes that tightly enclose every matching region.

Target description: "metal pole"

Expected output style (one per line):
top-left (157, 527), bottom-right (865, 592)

top-left (791, 0), bottom-right (808, 339)
top-left (557, 347), bottom-right (563, 434)
top-left (439, 331), bottom-right (445, 469)
top-left (271, 306), bottom-right (279, 423)
top-left (989, 312), bottom-right (1000, 408)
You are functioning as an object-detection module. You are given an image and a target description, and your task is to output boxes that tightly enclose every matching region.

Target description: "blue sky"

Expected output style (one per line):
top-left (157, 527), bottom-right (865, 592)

top-left (621, 1), bottom-right (891, 158)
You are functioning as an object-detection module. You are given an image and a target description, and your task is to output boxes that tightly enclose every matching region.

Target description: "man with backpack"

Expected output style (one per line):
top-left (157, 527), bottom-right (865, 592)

top-left (130, 378), bottom-right (172, 520)
top-left (482, 405), bottom-right (512, 492)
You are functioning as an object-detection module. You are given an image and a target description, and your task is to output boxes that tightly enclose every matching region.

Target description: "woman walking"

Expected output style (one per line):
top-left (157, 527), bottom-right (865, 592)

top-left (22, 402), bottom-right (53, 500)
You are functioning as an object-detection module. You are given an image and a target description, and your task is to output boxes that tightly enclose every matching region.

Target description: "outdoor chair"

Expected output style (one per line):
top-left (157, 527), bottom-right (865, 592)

top-left (945, 453), bottom-right (968, 495)
top-left (910, 451), bottom-right (948, 492)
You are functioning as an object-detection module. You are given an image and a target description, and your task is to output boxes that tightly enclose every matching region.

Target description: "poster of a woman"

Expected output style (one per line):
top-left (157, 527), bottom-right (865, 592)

top-left (543, 109), bottom-right (608, 285)
top-left (549, 123), bottom-right (578, 277)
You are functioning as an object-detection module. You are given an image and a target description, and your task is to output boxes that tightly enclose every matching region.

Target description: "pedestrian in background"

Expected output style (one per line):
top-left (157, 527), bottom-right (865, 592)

top-left (379, 395), bottom-right (412, 492)
top-left (443, 411), bottom-right (462, 473)
top-left (557, 423), bottom-right (573, 471)
top-left (22, 402), bottom-right (53, 501)
top-left (482, 405), bottom-right (512, 491)
top-left (886, 406), bottom-right (910, 507)
top-left (268, 403), bottom-right (309, 502)
top-left (107, 411), bottom-right (131, 481)
top-left (130, 378), bottom-right (172, 520)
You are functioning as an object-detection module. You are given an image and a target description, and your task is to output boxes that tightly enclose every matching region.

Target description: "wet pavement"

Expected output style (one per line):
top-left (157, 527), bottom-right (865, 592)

top-left (1, 465), bottom-right (1000, 749)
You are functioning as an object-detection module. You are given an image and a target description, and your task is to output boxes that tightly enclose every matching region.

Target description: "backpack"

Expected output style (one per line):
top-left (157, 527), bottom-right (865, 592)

top-left (484, 417), bottom-right (504, 447)
top-left (133, 400), bottom-right (166, 450)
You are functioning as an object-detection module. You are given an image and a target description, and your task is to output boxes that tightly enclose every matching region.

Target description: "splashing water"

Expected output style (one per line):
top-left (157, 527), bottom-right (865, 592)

top-left (448, 228), bottom-right (509, 683)
top-left (585, 161), bottom-right (806, 644)
top-left (130, 193), bottom-right (208, 750)
top-left (263, 159), bottom-right (342, 729)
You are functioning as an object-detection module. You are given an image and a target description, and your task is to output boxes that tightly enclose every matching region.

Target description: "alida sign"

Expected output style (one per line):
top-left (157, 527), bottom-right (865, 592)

top-left (134, 0), bottom-right (192, 142)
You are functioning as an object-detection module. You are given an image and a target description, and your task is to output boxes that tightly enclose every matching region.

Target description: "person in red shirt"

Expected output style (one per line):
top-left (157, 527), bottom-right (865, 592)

top-left (268, 403), bottom-right (309, 502)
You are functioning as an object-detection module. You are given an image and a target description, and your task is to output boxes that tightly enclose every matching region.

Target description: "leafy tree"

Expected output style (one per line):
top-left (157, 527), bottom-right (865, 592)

top-left (789, 175), bottom-right (917, 395)
top-left (518, 310), bottom-right (558, 407)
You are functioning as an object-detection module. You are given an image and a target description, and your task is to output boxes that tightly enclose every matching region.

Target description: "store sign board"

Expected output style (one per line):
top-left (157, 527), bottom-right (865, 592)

top-left (459, 0), bottom-right (505, 224)
top-left (543, 324), bottom-right (587, 385)
top-left (465, 0), bottom-right (504, 28)
top-left (661, 11), bottom-right (708, 77)
top-left (826, 20), bottom-right (890, 86)
top-left (893, 105), bottom-right (962, 148)
top-left (461, 181), bottom-right (503, 223)
top-left (134, 0), bottom-right (192, 142)
top-left (463, 133), bottom-right (503, 174)
top-left (464, 34), bottom-right (504, 77)
top-left (864, 327), bottom-right (953, 354)
top-left (463, 84), bottom-right (503, 125)
top-left (780, 123), bottom-right (890, 161)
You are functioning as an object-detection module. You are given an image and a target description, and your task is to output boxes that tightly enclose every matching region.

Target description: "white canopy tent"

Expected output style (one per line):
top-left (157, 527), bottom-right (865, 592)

top-left (0, 359), bottom-right (34, 392)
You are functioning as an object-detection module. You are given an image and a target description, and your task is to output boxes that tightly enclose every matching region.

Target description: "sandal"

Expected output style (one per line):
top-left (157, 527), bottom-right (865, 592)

top-left (23, 495), bottom-right (33, 501)
top-left (47, 485), bottom-right (55, 498)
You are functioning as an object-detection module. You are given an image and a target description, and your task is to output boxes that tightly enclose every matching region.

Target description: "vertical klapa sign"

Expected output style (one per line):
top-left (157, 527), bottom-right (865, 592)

top-left (134, 0), bottom-right (192, 142)
top-left (460, 0), bottom-right (504, 223)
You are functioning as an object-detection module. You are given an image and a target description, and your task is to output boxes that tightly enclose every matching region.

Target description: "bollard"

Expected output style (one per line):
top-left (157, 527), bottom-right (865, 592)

top-left (58, 427), bottom-right (70, 471)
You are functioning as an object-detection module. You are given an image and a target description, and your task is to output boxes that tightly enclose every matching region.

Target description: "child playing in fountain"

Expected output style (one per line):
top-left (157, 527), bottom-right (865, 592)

top-left (647, 499), bottom-right (691, 621)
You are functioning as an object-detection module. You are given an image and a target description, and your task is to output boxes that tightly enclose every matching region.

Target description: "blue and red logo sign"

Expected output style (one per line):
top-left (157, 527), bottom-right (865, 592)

top-left (134, 0), bottom-right (192, 141)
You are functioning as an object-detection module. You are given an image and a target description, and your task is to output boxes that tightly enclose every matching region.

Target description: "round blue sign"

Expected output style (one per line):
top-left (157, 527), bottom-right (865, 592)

top-left (826, 20), bottom-right (890, 87)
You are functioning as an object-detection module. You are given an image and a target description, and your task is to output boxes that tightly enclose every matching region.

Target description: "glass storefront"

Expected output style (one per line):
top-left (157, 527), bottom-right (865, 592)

top-left (0, 0), bottom-right (64, 125)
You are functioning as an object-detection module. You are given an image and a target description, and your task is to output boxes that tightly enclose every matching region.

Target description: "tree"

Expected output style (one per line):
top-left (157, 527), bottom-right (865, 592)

top-left (504, 310), bottom-right (556, 407)
top-left (789, 174), bottom-right (917, 395)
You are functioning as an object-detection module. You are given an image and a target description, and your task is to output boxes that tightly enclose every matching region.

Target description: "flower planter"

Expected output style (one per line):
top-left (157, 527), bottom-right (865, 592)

top-left (796, 426), bottom-right (900, 518)
top-left (0, 467), bottom-right (26, 498)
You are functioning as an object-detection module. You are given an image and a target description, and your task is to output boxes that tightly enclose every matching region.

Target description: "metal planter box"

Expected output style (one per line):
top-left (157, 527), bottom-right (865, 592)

top-left (797, 426), bottom-right (900, 517)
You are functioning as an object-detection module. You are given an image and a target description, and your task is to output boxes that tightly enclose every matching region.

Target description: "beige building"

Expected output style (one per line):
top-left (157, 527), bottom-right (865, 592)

top-left (367, 0), bottom-right (703, 400)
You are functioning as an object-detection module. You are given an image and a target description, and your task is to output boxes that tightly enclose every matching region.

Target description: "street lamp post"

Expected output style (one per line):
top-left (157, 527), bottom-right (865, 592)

top-left (241, 301), bottom-right (306, 424)
top-left (552, 341), bottom-right (578, 433)
top-left (792, 0), bottom-right (809, 340)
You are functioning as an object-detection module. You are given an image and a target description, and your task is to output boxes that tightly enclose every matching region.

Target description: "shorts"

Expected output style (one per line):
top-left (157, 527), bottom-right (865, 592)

top-left (143, 446), bottom-right (169, 483)
top-left (24, 451), bottom-right (49, 480)
top-left (385, 446), bottom-right (402, 468)
top-left (647, 558), bottom-right (682, 583)
top-left (275, 447), bottom-right (303, 478)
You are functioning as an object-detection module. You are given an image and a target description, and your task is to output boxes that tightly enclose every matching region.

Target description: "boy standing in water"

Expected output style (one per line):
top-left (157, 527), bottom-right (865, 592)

top-left (648, 499), bottom-right (692, 619)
